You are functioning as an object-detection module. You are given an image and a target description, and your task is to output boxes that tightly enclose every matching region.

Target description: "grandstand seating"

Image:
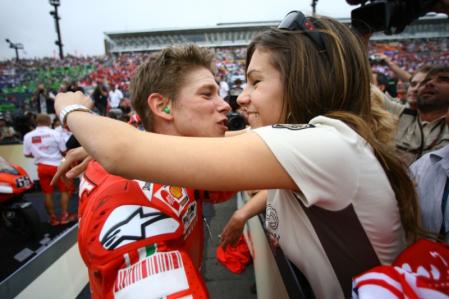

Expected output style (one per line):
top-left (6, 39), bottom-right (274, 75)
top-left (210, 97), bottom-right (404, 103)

top-left (0, 16), bottom-right (448, 116)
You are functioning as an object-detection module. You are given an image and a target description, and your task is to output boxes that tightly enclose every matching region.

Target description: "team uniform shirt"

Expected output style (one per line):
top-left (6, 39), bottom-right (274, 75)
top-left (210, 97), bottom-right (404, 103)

top-left (23, 126), bottom-right (66, 166)
top-left (54, 125), bottom-right (73, 144)
top-left (253, 116), bottom-right (406, 299)
top-left (78, 161), bottom-right (232, 299)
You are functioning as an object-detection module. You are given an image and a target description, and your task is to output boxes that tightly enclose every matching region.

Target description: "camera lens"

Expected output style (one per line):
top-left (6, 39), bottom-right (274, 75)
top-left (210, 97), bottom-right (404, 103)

top-left (227, 112), bottom-right (246, 131)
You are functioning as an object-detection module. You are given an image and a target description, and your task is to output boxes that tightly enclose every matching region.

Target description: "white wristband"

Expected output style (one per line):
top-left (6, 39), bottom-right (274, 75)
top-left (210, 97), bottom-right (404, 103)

top-left (59, 104), bottom-right (92, 126)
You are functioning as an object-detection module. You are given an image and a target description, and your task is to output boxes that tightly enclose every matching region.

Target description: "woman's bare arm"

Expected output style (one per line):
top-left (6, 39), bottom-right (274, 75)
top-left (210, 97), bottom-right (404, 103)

top-left (220, 190), bottom-right (267, 247)
top-left (56, 92), bottom-right (296, 192)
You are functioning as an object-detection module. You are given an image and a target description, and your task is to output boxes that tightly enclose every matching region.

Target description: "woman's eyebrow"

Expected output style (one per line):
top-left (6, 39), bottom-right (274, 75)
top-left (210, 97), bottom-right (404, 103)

top-left (247, 69), bottom-right (262, 78)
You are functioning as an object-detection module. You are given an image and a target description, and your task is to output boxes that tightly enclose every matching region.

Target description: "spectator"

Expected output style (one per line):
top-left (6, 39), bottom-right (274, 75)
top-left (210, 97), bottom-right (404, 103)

top-left (0, 115), bottom-right (17, 142)
top-left (13, 111), bottom-right (35, 139)
top-left (91, 81), bottom-right (108, 115)
top-left (32, 84), bottom-right (54, 114)
top-left (118, 97), bottom-right (131, 114)
top-left (408, 69), bottom-right (449, 237)
top-left (381, 65), bottom-right (449, 165)
top-left (373, 72), bottom-right (390, 94)
top-left (108, 84), bottom-right (123, 110)
top-left (55, 13), bottom-right (420, 299)
top-left (67, 80), bottom-right (85, 94)
top-left (23, 113), bottom-right (75, 225)
top-left (410, 126), bottom-right (449, 241)
top-left (406, 65), bottom-right (434, 110)
top-left (229, 78), bottom-right (244, 97)
top-left (216, 74), bottom-right (229, 98)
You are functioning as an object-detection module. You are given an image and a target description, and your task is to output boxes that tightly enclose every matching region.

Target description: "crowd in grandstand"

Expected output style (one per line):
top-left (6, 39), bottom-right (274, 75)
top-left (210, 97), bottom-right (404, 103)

top-left (0, 37), bottom-right (448, 144)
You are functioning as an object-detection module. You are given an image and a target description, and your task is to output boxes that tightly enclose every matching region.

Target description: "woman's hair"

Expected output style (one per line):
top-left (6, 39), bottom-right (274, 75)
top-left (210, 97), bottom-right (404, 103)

top-left (370, 85), bottom-right (397, 146)
top-left (247, 18), bottom-right (372, 124)
top-left (247, 16), bottom-right (421, 241)
top-left (130, 44), bottom-right (215, 131)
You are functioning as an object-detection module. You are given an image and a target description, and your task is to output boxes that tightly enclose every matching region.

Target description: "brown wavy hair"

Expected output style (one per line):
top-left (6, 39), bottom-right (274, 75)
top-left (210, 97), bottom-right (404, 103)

top-left (246, 17), bottom-right (421, 241)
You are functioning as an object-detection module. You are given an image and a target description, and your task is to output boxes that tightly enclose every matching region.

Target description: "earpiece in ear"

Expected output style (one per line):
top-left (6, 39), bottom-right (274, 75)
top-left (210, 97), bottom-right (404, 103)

top-left (163, 107), bottom-right (170, 114)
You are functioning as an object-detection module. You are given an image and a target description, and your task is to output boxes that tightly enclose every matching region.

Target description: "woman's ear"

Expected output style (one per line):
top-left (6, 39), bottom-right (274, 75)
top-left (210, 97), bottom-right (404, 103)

top-left (147, 93), bottom-right (173, 120)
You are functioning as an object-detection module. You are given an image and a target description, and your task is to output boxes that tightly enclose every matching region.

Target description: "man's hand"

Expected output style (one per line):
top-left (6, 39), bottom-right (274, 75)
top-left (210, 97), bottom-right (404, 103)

top-left (51, 147), bottom-right (91, 185)
top-left (54, 91), bottom-right (94, 117)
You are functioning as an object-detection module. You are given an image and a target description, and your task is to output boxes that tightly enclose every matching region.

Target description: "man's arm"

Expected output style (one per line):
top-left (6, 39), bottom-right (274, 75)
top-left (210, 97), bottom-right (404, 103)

top-left (379, 54), bottom-right (412, 82)
top-left (22, 135), bottom-right (33, 158)
top-left (372, 84), bottom-right (404, 116)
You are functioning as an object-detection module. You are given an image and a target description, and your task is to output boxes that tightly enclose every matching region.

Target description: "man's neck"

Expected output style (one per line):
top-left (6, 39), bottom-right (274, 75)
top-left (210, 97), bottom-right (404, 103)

top-left (419, 109), bottom-right (447, 123)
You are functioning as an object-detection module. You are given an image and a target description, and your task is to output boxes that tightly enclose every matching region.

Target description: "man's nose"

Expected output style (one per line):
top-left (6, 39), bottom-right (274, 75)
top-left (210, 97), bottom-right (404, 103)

top-left (218, 97), bottom-right (231, 113)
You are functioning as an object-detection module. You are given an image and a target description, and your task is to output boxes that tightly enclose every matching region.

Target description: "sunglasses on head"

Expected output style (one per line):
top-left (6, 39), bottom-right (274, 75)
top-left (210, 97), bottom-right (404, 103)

top-left (278, 10), bottom-right (326, 53)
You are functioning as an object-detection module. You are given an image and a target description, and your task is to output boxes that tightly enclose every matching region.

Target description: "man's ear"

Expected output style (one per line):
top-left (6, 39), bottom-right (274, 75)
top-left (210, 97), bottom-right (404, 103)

top-left (147, 93), bottom-right (172, 120)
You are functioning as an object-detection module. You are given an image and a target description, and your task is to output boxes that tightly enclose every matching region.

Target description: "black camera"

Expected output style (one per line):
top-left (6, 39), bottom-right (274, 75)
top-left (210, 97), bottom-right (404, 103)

top-left (369, 54), bottom-right (386, 65)
top-left (227, 112), bottom-right (247, 131)
top-left (348, 0), bottom-right (439, 34)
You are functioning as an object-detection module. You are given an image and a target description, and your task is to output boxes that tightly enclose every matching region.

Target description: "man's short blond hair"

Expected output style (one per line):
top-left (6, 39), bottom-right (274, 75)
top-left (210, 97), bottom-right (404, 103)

top-left (36, 113), bottom-right (51, 126)
top-left (130, 44), bottom-right (215, 131)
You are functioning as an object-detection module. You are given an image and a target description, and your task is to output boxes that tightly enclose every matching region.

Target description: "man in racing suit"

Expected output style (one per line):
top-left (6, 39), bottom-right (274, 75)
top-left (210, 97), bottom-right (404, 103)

top-left (75, 44), bottom-right (233, 299)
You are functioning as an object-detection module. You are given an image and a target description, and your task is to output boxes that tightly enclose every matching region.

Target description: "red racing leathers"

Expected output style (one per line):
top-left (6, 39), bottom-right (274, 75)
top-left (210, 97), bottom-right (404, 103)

top-left (77, 160), bottom-right (232, 299)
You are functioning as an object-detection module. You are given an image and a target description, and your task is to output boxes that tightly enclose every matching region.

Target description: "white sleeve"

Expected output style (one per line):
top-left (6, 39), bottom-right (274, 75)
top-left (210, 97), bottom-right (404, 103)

top-left (55, 130), bottom-right (67, 153)
top-left (23, 134), bottom-right (31, 156)
top-left (254, 124), bottom-right (360, 210)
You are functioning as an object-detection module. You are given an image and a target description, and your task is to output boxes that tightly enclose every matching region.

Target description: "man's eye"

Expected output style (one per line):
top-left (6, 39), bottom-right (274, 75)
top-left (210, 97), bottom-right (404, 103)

top-left (253, 80), bottom-right (261, 86)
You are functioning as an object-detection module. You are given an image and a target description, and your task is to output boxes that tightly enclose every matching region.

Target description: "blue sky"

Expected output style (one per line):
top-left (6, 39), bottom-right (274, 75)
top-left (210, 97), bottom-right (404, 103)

top-left (0, 0), bottom-right (355, 60)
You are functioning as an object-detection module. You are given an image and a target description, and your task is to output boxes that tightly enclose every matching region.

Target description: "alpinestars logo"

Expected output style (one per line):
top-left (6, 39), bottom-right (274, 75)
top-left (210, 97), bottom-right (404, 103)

top-left (99, 205), bottom-right (180, 250)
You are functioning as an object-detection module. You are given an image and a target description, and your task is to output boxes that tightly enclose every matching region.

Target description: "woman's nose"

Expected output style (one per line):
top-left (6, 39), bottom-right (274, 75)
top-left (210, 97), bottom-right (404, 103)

top-left (237, 89), bottom-right (249, 106)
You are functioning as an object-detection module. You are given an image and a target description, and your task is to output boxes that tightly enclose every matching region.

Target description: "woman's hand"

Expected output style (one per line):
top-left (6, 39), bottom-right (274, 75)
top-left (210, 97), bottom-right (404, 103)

top-left (54, 91), bottom-right (94, 116)
top-left (220, 190), bottom-right (267, 248)
top-left (51, 147), bottom-right (92, 185)
top-left (219, 209), bottom-right (247, 248)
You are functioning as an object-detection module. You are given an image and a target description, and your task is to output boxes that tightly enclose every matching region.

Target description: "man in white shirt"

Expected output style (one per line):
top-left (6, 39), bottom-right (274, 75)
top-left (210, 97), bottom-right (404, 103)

top-left (23, 114), bottom-right (74, 225)
top-left (108, 84), bottom-right (124, 110)
top-left (216, 75), bottom-right (229, 99)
